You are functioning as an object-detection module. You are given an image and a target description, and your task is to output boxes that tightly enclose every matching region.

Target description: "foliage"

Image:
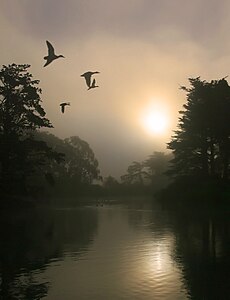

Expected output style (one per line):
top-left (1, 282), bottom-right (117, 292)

top-left (168, 77), bottom-right (230, 181)
top-left (144, 151), bottom-right (172, 183)
top-left (64, 136), bottom-right (101, 184)
top-left (120, 152), bottom-right (171, 191)
top-left (0, 64), bottom-right (52, 134)
top-left (33, 132), bottom-right (102, 197)
top-left (103, 176), bottom-right (119, 188)
top-left (121, 161), bottom-right (146, 185)
top-left (0, 64), bottom-right (58, 197)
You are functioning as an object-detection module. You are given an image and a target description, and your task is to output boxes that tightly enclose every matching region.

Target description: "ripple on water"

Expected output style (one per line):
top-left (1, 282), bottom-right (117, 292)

top-left (5, 206), bottom-right (192, 300)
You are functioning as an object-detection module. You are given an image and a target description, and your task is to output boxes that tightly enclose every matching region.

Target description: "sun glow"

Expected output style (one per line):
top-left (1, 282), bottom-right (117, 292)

top-left (144, 111), bottom-right (168, 134)
top-left (140, 102), bottom-right (169, 135)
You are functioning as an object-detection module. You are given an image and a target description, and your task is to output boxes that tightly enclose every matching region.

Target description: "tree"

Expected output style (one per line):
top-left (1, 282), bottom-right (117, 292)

top-left (102, 175), bottom-right (120, 196)
top-left (34, 132), bottom-right (101, 186)
top-left (64, 136), bottom-right (101, 184)
top-left (0, 64), bottom-right (57, 196)
top-left (144, 151), bottom-right (172, 187)
top-left (32, 131), bottom-right (68, 180)
top-left (103, 176), bottom-right (119, 188)
top-left (168, 77), bottom-right (230, 181)
top-left (121, 161), bottom-right (146, 185)
top-left (144, 152), bottom-right (170, 179)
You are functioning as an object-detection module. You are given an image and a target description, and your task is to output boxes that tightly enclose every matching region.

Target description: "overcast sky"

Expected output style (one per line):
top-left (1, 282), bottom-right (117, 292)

top-left (1, 0), bottom-right (230, 178)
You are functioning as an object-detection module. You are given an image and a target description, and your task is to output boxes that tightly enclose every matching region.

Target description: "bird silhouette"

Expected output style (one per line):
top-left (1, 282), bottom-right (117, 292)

top-left (88, 78), bottom-right (99, 90)
top-left (44, 41), bottom-right (64, 67)
top-left (60, 102), bottom-right (70, 113)
top-left (81, 71), bottom-right (100, 89)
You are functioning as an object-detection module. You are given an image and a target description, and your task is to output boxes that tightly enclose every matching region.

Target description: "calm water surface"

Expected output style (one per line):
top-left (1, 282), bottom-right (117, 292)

top-left (0, 200), bottom-right (229, 299)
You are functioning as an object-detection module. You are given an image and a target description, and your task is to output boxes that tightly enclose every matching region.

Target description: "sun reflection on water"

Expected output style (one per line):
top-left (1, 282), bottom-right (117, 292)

top-left (120, 229), bottom-right (188, 299)
top-left (148, 239), bottom-right (173, 272)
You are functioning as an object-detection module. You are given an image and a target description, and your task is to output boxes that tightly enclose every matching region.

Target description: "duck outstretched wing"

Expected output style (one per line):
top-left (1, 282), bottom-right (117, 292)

top-left (46, 40), bottom-right (55, 56)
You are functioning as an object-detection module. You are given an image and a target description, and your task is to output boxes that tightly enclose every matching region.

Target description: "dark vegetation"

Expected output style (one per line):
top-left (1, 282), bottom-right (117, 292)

top-left (0, 64), bottom-right (101, 207)
top-left (0, 64), bottom-right (229, 208)
top-left (105, 151), bottom-right (172, 196)
top-left (160, 77), bottom-right (230, 209)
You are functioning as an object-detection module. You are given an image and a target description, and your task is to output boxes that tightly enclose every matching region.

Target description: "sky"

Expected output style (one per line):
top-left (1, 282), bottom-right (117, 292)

top-left (1, 0), bottom-right (230, 178)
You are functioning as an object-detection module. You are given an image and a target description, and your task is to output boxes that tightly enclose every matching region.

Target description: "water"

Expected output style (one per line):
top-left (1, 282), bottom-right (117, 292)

top-left (0, 200), bottom-right (229, 299)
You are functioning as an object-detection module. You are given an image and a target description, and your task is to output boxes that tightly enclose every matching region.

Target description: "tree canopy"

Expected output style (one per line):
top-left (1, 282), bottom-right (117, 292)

top-left (120, 152), bottom-right (171, 192)
top-left (0, 64), bottom-right (59, 197)
top-left (168, 77), bottom-right (230, 181)
top-left (0, 64), bottom-right (102, 201)
top-left (34, 132), bottom-right (101, 186)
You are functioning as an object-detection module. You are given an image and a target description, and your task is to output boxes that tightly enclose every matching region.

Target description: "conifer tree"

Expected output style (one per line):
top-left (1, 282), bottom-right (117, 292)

top-left (168, 77), bottom-right (230, 181)
top-left (0, 64), bottom-right (57, 196)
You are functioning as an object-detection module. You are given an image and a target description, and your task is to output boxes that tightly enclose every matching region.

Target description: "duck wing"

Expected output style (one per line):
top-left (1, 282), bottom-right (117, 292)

top-left (60, 103), bottom-right (65, 113)
top-left (85, 74), bottom-right (92, 88)
top-left (81, 72), bottom-right (93, 88)
top-left (44, 59), bottom-right (51, 67)
top-left (46, 40), bottom-right (55, 56)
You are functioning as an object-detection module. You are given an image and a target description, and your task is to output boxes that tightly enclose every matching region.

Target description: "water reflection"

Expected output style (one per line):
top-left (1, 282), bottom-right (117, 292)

top-left (126, 205), bottom-right (230, 300)
top-left (38, 206), bottom-right (187, 300)
top-left (0, 203), bottom-right (229, 299)
top-left (169, 210), bottom-right (230, 300)
top-left (123, 208), bottom-right (188, 299)
top-left (0, 207), bottom-right (98, 299)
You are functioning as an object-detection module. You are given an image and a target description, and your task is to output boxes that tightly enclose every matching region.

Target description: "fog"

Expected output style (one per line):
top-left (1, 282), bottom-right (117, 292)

top-left (1, 0), bottom-right (230, 177)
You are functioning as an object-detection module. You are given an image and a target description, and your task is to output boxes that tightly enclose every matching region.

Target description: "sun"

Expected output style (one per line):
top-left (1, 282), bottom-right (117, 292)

top-left (140, 103), bottom-right (169, 135)
top-left (144, 111), bottom-right (168, 134)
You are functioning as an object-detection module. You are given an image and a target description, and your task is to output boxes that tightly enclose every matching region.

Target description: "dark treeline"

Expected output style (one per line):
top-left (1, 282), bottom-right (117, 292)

top-left (0, 63), bottom-right (173, 207)
top-left (0, 64), bottom-right (102, 206)
top-left (1, 64), bottom-right (229, 207)
top-left (102, 151), bottom-right (172, 197)
top-left (160, 77), bottom-right (230, 208)
top-left (0, 63), bottom-right (56, 202)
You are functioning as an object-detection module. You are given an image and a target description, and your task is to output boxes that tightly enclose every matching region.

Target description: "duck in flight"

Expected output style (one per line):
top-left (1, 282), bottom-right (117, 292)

top-left (60, 102), bottom-right (70, 113)
top-left (88, 78), bottom-right (99, 90)
top-left (81, 71), bottom-right (100, 89)
top-left (44, 41), bottom-right (64, 67)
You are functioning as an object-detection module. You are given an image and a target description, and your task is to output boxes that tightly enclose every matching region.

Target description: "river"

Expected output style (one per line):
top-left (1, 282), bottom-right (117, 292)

top-left (0, 199), bottom-right (229, 299)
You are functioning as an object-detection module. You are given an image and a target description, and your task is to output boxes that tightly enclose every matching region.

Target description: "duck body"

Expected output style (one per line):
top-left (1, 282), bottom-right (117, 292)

top-left (60, 102), bottom-right (70, 113)
top-left (44, 41), bottom-right (64, 67)
top-left (81, 71), bottom-right (100, 89)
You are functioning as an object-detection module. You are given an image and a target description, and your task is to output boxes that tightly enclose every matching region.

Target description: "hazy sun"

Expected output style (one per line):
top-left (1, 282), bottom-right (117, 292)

top-left (140, 102), bottom-right (169, 135)
top-left (144, 111), bottom-right (168, 134)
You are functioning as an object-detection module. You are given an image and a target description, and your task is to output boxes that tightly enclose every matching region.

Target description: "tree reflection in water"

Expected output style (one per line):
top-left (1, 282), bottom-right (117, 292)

top-left (126, 203), bottom-right (230, 300)
top-left (0, 207), bottom-right (98, 299)
top-left (0, 202), bottom-right (229, 300)
top-left (170, 210), bottom-right (230, 300)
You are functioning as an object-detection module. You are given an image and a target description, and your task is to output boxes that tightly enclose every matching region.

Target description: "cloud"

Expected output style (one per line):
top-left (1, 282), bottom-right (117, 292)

top-left (1, 0), bottom-right (227, 45)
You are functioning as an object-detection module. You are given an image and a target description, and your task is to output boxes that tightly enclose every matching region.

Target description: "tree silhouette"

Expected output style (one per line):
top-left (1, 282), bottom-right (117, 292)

top-left (144, 152), bottom-right (171, 182)
top-left (121, 161), bottom-right (146, 185)
top-left (103, 175), bottom-right (119, 188)
top-left (0, 64), bottom-right (58, 197)
top-left (64, 136), bottom-right (101, 184)
top-left (143, 151), bottom-right (172, 190)
top-left (168, 77), bottom-right (230, 182)
top-left (34, 132), bottom-right (101, 189)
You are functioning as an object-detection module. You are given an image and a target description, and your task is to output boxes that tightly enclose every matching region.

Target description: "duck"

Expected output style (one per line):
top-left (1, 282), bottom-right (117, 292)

top-left (60, 102), bottom-right (70, 113)
top-left (88, 78), bottom-right (99, 90)
top-left (80, 71), bottom-right (100, 89)
top-left (44, 41), bottom-right (64, 67)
